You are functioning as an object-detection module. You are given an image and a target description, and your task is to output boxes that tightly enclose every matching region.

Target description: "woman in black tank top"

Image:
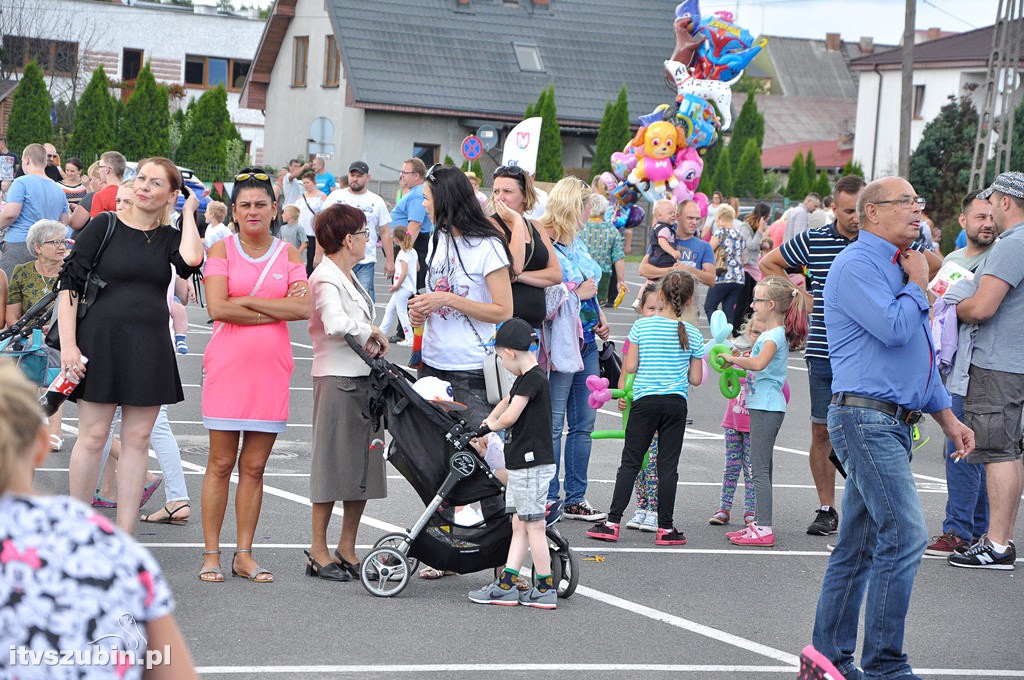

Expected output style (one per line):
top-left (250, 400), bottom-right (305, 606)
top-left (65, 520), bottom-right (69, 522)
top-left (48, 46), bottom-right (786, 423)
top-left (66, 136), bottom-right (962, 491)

top-left (490, 165), bottom-right (562, 327)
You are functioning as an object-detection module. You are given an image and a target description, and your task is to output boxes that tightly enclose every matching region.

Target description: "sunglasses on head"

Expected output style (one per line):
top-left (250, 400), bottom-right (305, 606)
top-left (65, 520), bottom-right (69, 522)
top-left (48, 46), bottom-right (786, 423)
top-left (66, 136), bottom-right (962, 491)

top-left (493, 165), bottom-right (525, 179)
top-left (235, 172), bottom-right (271, 183)
top-left (425, 163), bottom-right (443, 183)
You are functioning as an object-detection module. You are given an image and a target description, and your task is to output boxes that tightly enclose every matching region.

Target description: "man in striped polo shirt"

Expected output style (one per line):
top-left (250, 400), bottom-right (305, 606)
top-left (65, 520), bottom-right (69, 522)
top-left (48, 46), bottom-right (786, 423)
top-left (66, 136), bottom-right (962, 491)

top-left (761, 175), bottom-right (942, 536)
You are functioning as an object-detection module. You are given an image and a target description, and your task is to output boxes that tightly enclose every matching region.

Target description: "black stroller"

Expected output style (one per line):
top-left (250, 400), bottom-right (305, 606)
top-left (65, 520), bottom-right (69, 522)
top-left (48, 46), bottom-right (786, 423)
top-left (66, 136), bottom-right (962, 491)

top-left (0, 291), bottom-right (58, 387)
top-left (346, 335), bottom-right (580, 599)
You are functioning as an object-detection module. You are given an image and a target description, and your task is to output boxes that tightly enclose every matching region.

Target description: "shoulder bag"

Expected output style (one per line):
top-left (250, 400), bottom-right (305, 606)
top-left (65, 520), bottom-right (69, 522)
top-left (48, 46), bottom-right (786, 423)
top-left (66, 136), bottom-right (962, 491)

top-left (45, 212), bottom-right (118, 350)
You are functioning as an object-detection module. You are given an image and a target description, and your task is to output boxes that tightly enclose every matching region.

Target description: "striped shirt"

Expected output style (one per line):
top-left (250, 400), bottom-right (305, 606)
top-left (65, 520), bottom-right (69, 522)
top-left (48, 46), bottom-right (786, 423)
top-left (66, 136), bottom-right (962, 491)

top-left (628, 316), bottom-right (706, 400)
top-left (778, 224), bottom-right (928, 360)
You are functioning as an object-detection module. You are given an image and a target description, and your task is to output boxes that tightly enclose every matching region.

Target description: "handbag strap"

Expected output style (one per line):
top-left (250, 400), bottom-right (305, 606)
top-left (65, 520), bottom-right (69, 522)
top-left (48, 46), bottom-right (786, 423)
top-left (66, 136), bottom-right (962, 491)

top-left (87, 211), bottom-right (118, 271)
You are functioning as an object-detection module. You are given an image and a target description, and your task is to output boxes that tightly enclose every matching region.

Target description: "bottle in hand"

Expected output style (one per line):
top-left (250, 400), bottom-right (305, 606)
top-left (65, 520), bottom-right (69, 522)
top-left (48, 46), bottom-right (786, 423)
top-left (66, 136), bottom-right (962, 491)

top-left (40, 356), bottom-right (88, 417)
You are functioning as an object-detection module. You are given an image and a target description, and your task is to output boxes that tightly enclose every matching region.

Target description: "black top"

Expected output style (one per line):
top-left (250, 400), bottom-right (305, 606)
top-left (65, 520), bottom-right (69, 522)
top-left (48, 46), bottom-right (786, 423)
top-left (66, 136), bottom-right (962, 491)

top-left (57, 214), bottom-right (201, 406)
top-left (504, 365), bottom-right (554, 470)
top-left (494, 214), bottom-right (549, 328)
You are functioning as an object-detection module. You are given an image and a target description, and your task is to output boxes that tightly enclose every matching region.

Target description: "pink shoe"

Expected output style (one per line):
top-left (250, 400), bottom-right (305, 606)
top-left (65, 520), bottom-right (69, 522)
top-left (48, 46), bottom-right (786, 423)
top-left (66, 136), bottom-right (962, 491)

top-left (797, 644), bottom-right (845, 680)
top-left (730, 526), bottom-right (775, 547)
top-left (725, 526), bottom-right (749, 539)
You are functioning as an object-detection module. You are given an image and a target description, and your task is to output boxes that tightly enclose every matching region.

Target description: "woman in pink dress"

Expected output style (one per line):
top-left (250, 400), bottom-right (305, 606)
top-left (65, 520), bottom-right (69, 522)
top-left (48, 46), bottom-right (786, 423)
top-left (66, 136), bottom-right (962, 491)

top-left (199, 170), bottom-right (311, 584)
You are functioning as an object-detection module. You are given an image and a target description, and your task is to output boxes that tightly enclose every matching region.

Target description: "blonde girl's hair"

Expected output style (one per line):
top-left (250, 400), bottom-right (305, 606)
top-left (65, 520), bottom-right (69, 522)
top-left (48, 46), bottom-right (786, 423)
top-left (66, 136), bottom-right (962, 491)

top-left (715, 204), bottom-right (736, 222)
top-left (393, 225), bottom-right (414, 250)
top-left (539, 177), bottom-right (590, 245)
top-left (756, 275), bottom-right (810, 350)
top-left (0, 361), bottom-right (45, 493)
top-left (659, 270), bottom-right (696, 350)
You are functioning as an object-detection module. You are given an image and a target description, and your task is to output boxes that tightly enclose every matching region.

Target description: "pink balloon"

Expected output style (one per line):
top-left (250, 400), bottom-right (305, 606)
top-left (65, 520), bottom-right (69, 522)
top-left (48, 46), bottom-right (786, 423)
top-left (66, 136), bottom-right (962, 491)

top-left (586, 375), bottom-right (609, 391)
top-left (783, 380), bottom-right (791, 404)
top-left (692, 192), bottom-right (710, 218)
top-left (697, 357), bottom-right (711, 385)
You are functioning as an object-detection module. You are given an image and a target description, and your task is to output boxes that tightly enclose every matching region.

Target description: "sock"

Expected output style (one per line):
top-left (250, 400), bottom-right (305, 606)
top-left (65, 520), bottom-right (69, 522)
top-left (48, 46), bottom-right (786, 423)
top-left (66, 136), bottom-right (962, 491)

top-left (498, 567), bottom-right (518, 590)
top-left (820, 505), bottom-right (831, 512)
top-left (536, 574), bottom-right (553, 592)
top-left (989, 539), bottom-right (1009, 554)
top-left (175, 334), bottom-right (187, 344)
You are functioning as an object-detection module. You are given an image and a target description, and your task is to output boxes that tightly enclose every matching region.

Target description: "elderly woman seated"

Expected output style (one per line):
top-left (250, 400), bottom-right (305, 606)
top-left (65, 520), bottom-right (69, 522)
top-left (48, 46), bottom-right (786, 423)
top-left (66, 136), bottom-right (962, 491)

top-left (4, 219), bottom-right (69, 451)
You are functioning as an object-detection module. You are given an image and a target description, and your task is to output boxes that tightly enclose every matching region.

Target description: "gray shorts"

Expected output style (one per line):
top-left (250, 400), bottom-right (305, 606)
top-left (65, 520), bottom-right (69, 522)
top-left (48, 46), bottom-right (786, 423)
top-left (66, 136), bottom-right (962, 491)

top-left (964, 365), bottom-right (1024, 464)
top-left (506, 464), bottom-right (555, 521)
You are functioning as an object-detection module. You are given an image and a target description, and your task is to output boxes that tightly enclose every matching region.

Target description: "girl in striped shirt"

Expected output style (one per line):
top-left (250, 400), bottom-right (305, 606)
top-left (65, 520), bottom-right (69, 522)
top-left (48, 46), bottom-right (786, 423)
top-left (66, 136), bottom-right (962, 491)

top-left (587, 271), bottom-right (705, 546)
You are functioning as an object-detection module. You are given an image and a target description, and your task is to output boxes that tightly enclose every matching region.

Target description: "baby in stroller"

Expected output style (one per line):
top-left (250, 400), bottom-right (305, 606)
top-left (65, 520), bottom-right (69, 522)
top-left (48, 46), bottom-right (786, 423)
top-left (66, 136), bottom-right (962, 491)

top-left (467, 319), bottom-right (558, 610)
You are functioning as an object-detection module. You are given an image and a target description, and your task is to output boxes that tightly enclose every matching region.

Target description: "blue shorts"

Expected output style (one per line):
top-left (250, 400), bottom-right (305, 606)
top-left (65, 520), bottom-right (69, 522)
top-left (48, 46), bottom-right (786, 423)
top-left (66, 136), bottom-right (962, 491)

top-left (805, 356), bottom-right (833, 425)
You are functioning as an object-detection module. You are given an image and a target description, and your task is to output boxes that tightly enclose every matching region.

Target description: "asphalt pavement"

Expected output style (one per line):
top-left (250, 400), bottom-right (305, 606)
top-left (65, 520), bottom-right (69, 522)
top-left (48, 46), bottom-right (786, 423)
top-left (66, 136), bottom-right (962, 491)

top-left (35, 259), bottom-right (1024, 679)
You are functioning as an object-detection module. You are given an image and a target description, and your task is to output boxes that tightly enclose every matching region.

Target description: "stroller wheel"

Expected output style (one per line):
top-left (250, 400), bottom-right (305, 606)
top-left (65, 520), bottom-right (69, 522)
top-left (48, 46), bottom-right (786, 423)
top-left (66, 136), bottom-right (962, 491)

top-left (360, 547), bottom-right (411, 597)
top-left (373, 532), bottom-right (420, 573)
top-left (534, 546), bottom-right (579, 598)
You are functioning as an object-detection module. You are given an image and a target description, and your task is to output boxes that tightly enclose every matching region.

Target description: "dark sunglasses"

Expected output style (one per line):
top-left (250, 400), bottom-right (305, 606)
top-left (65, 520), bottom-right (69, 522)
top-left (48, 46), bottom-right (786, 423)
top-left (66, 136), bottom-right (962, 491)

top-left (493, 165), bottom-right (525, 179)
top-left (235, 172), bottom-right (272, 182)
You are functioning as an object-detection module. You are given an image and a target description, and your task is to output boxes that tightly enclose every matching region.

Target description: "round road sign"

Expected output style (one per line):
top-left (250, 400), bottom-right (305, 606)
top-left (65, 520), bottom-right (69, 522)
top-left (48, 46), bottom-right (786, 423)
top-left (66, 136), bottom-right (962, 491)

top-left (462, 136), bottom-right (483, 161)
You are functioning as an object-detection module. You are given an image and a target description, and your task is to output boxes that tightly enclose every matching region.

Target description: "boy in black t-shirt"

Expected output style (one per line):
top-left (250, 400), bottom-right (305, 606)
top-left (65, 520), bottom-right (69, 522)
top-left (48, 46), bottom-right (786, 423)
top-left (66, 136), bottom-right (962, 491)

top-left (468, 318), bottom-right (557, 610)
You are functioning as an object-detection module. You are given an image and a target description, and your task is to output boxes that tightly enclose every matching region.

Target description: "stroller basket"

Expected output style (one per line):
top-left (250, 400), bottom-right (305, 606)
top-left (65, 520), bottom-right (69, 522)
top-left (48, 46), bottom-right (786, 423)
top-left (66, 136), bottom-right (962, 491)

top-left (409, 507), bottom-right (512, 574)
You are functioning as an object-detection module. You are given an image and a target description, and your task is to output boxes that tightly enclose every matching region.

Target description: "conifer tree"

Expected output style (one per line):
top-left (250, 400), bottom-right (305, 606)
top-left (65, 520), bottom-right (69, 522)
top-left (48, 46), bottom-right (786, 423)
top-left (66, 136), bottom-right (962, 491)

top-left (734, 139), bottom-right (764, 198)
top-left (118, 64), bottom-right (170, 159)
top-left (535, 85), bottom-right (563, 182)
top-left (70, 67), bottom-right (117, 162)
top-left (7, 60), bottom-right (53, 153)
top-left (785, 151), bottom-right (808, 200)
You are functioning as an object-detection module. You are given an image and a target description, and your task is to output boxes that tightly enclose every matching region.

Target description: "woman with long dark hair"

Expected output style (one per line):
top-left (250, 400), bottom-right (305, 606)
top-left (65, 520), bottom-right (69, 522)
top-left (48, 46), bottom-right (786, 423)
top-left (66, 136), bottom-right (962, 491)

top-left (199, 168), bottom-right (311, 584)
top-left (732, 202), bottom-right (771, 329)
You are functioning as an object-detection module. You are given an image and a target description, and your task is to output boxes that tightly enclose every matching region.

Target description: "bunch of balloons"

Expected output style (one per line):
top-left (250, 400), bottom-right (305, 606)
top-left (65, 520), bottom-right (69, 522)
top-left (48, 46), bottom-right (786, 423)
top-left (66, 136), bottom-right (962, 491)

top-left (595, 1), bottom-right (766, 226)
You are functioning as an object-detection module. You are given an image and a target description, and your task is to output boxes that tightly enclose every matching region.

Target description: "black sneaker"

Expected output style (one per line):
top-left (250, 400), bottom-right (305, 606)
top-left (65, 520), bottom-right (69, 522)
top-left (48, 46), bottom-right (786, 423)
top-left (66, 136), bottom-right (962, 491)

top-left (807, 507), bottom-right (839, 536)
top-left (948, 536), bottom-right (1016, 570)
top-left (564, 499), bottom-right (607, 522)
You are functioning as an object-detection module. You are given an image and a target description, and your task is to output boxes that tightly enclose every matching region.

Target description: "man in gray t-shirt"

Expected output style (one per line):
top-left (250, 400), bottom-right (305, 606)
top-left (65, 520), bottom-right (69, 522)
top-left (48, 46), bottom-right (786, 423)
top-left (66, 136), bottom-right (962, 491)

top-left (951, 171), bottom-right (1024, 571)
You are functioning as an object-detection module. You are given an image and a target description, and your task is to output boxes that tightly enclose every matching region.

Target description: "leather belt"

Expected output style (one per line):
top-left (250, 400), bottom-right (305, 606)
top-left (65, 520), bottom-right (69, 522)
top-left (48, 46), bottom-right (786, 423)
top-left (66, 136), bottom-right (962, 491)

top-left (831, 392), bottom-right (923, 425)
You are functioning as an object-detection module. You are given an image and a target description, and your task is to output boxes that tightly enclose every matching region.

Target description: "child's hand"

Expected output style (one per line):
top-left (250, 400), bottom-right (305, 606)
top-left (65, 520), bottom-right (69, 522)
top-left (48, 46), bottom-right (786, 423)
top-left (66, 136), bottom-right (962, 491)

top-left (469, 436), bottom-right (487, 457)
top-left (483, 417), bottom-right (498, 432)
top-left (388, 284), bottom-right (398, 293)
top-left (617, 397), bottom-right (628, 411)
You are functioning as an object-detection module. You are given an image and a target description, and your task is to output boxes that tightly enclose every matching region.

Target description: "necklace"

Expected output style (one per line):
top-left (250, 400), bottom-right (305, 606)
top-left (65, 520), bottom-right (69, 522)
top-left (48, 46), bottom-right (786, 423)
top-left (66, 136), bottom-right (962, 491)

top-left (239, 238), bottom-right (271, 251)
top-left (34, 262), bottom-right (58, 295)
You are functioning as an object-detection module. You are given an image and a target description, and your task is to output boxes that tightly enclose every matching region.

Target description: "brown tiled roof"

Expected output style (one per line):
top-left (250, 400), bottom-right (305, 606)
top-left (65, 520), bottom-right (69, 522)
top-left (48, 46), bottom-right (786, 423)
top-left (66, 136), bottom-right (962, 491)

top-left (731, 93), bottom-right (856, 149)
top-left (762, 139), bottom-right (853, 170)
top-left (851, 21), bottom-right (1022, 70)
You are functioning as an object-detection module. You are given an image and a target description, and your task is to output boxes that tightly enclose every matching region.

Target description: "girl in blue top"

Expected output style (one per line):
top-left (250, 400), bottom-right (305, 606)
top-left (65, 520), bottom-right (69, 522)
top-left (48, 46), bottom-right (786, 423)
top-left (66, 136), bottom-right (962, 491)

top-left (587, 271), bottom-right (704, 546)
top-left (721, 275), bottom-right (808, 546)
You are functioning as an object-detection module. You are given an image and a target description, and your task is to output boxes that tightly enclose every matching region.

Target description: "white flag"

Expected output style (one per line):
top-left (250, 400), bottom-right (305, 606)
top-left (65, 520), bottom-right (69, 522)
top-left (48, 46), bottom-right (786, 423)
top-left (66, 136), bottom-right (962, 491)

top-left (501, 117), bottom-right (543, 176)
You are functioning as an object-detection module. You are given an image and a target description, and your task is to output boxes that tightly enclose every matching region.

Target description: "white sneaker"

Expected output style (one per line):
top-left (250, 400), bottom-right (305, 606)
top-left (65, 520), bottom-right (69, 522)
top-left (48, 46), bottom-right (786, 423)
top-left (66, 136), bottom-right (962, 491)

top-left (625, 510), bottom-right (647, 530)
top-left (396, 339), bottom-right (413, 347)
top-left (639, 512), bottom-right (659, 533)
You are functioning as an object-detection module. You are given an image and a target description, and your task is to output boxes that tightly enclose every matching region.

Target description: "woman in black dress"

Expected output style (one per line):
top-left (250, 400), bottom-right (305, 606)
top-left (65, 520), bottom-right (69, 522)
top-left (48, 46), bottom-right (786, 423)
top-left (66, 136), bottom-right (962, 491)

top-left (57, 157), bottom-right (204, 534)
top-left (490, 166), bottom-right (561, 328)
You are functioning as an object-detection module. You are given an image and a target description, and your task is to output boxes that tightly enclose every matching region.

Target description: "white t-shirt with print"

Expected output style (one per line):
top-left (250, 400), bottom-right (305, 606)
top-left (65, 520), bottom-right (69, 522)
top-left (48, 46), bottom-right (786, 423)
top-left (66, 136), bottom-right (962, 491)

top-left (395, 248), bottom-right (418, 293)
top-left (423, 232), bottom-right (509, 371)
top-left (324, 188), bottom-right (391, 264)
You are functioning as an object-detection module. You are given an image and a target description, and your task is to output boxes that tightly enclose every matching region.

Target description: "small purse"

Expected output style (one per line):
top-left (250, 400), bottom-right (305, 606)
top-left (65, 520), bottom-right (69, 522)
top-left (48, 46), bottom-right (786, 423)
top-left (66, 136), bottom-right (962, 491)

top-left (46, 212), bottom-right (118, 350)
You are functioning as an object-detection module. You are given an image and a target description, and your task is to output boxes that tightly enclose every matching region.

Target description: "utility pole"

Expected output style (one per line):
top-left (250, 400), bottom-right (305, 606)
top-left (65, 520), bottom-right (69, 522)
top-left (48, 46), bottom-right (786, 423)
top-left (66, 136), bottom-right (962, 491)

top-left (898, 0), bottom-right (916, 177)
top-left (968, 0), bottom-right (1024, 191)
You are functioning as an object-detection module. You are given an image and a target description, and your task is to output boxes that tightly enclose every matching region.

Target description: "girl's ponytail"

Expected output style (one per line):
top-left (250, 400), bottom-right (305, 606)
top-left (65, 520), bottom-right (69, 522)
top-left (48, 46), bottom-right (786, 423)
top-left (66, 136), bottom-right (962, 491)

top-left (758, 276), bottom-right (809, 350)
top-left (677, 319), bottom-right (690, 351)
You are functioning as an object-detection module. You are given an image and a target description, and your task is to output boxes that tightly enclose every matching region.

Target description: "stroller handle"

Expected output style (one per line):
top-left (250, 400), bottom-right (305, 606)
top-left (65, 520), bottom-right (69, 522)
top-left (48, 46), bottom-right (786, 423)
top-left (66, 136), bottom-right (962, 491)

top-left (0, 290), bottom-right (56, 342)
top-left (344, 333), bottom-right (375, 364)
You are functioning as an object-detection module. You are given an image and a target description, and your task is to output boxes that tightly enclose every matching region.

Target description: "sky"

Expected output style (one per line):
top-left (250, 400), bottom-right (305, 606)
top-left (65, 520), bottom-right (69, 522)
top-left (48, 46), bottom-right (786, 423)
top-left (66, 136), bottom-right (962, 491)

top-left (234, 0), bottom-right (1001, 45)
top-left (701, 0), bottom-right (1002, 44)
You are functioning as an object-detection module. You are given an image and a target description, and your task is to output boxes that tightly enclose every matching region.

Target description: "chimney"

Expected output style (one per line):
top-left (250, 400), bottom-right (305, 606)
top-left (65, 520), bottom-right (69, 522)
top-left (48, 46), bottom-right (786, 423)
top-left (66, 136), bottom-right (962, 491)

top-left (533, 0), bottom-right (550, 5)
top-left (927, 27), bottom-right (941, 41)
top-left (825, 33), bottom-right (841, 52)
top-left (859, 36), bottom-right (874, 53)
top-left (458, 0), bottom-right (470, 4)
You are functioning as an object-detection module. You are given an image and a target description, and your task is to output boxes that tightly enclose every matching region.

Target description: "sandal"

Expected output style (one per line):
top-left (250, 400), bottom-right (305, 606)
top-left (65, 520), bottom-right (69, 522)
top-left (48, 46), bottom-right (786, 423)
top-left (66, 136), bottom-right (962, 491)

top-left (232, 549), bottom-right (273, 583)
top-left (418, 565), bottom-right (456, 580)
top-left (709, 510), bottom-right (730, 525)
top-left (140, 503), bottom-right (190, 525)
top-left (92, 492), bottom-right (117, 509)
top-left (199, 550), bottom-right (224, 583)
top-left (48, 434), bottom-right (63, 452)
top-left (139, 473), bottom-right (164, 508)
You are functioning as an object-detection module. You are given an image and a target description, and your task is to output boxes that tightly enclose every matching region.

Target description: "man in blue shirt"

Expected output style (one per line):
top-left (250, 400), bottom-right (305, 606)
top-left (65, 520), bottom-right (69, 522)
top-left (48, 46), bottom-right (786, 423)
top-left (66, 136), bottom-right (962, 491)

top-left (312, 156), bottom-right (335, 196)
top-left (637, 199), bottom-right (715, 323)
top-left (800, 176), bottom-right (974, 680)
top-left (0, 143), bottom-right (70, 278)
top-left (389, 157), bottom-right (433, 291)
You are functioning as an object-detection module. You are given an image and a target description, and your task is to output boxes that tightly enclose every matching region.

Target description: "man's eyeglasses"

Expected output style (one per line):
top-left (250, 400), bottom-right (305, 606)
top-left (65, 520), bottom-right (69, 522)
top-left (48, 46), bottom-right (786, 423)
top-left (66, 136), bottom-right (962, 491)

top-left (236, 172), bottom-right (272, 183)
top-left (493, 165), bottom-right (526, 179)
top-left (42, 239), bottom-right (71, 247)
top-left (871, 196), bottom-right (926, 210)
top-left (425, 163), bottom-right (443, 183)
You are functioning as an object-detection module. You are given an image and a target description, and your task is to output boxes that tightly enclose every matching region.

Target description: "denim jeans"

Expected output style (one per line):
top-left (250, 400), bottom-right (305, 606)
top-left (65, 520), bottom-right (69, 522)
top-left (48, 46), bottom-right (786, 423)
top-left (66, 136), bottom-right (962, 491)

top-left (548, 340), bottom-right (599, 505)
top-left (812, 405), bottom-right (928, 680)
top-left (353, 261), bottom-right (376, 302)
top-left (943, 393), bottom-right (988, 540)
top-left (704, 281), bottom-right (742, 323)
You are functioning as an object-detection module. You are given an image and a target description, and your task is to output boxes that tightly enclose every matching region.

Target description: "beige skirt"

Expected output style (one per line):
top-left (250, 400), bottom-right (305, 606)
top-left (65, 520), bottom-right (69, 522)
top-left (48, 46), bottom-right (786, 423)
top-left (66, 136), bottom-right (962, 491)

top-left (310, 375), bottom-right (387, 502)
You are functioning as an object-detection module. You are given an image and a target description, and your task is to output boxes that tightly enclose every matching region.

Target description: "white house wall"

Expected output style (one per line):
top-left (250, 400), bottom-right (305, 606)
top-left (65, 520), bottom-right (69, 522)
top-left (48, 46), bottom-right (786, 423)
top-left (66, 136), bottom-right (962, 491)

top-left (1, 0), bottom-right (264, 161)
top-left (853, 65), bottom-right (1007, 180)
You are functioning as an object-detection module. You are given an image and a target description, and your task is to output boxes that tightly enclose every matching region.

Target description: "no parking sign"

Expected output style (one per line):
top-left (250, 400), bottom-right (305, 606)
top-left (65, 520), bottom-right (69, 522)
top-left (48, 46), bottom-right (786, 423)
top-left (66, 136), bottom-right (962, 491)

top-left (461, 136), bottom-right (483, 162)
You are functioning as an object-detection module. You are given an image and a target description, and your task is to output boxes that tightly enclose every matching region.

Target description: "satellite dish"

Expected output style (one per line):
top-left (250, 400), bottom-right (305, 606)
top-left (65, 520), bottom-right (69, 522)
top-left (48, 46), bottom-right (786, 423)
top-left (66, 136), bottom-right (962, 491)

top-left (308, 117), bottom-right (335, 143)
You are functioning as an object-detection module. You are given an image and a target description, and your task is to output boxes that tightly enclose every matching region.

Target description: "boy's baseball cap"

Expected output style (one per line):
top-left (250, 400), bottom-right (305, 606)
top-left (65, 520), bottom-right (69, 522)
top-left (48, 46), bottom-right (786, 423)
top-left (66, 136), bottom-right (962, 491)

top-left (978, 171), bottom-right (1024, 200)
top-left (348, 161), bottom-right (370, 175)
top-left (482, 318), bottom-right (536, 351)
top-left (412, 376), bottom-right (466, 412)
